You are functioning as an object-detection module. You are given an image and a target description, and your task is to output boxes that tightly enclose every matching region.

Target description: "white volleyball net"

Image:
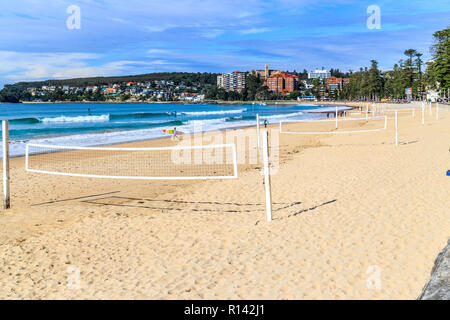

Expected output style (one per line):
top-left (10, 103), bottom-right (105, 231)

top-left (25, 143), bottom-right (238, 180)
top-left (279, 116), bottom-right (387, 134)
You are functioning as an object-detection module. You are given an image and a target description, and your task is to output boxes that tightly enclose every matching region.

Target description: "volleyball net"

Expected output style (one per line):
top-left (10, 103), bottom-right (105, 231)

top-left (25, 143), bottom-right (238, 180)
top-left (279, 116), bottom-right (387, 135)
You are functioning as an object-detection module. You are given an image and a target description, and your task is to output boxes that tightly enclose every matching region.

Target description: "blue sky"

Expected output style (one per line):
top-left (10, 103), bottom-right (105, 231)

top-left (0, 0), bottom-right (449, 87)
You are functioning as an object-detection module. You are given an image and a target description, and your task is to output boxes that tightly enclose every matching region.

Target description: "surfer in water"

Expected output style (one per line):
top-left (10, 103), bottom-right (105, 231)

top-left (88, 107), bottom-right (91, 115)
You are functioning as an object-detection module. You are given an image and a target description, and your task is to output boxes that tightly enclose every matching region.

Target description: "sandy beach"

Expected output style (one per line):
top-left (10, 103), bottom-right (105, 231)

top-left (0, 103), bottom-right (449, 299)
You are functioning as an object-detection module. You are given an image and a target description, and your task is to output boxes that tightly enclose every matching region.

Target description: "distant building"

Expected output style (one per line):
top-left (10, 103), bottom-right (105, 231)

top-left (308, 69), bottom-right (331, 80)
top-left (251, 64), bottom-right (284, 82)
top-left (217, 71), bottom-right (246, 91)
top-left (325, 76), bottom-right (349, 93)
top-left (298, 96), bottom-right (316, 102)
top-left (302, 80), bottom-right (314, 90)
top-left (266, 72), bottom-right (299, 93)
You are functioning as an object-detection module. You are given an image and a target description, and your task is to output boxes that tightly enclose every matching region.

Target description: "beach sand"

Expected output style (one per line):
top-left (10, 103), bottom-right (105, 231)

top-left (0, 103), bottom-right (449, 299)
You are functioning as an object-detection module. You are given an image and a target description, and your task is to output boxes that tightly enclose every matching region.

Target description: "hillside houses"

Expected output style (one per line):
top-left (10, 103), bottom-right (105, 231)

top-left (26, 79), bottom-right (208, 102)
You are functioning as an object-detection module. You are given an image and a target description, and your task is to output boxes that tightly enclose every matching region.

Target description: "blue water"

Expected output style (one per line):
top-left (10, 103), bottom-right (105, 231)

top-left (0, 102), bottom-right (349, 157)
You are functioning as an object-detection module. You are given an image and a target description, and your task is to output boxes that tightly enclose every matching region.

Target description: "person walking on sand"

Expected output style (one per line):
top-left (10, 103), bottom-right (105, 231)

top-left (172, 127), bottom-right (179, 141)
top-left (264, 119), bottom-right (268, 128)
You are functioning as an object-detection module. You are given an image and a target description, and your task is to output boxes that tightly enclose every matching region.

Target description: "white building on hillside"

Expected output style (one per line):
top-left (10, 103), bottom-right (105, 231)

top-left (308, 69), bottom-right (331, 80)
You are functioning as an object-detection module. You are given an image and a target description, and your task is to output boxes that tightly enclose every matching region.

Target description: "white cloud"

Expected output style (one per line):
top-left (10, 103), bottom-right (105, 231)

top-left (149, 60), bottom-right (170, 65)
top-left (145, 24), bottom-right (178, 32)
top-left (147, 49), bottom-right (171, 54)
top-left (239, 27), bottom-right (272, 34)
top-left (108, 17), bottom-right (127, 23)
top-left (200, 29), bottom-right (225, 38)
top-left (0, 51), bottom-right (166, 82)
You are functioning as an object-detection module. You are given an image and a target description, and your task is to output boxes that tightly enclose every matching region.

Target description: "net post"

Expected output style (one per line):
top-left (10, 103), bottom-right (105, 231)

top-left (395, 111), bottom-right (398, 147)
top-left (231, 144), bottom-right (238, 178)
top-left (256, 113), bottom-right (261, 150)
top-left (366, 103), bottom-right (369, 121)
top-left (335, 106), bottom-right (338, 129)
top-left (436, 102), bottom-right (439, 120)
top-left (261, 130), bottom-right (272, 222)
top-left (421, 105), bottom-right (425, 126)
top-left (2, 120), bottom-right (10, 210)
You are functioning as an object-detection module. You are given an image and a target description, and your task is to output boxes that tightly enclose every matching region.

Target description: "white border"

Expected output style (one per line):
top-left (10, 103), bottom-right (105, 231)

top-left (26, 143), bottom-right (238, 180)
top-left (279, 116), bottom-right (387, 135)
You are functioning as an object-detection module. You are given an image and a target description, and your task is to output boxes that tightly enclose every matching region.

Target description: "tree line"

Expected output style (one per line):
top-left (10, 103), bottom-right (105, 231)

top-left (340, 27), bottom-right (449, 101)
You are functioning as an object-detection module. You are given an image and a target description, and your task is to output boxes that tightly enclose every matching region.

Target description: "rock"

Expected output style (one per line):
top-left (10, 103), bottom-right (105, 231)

top-left (418, 239), bottom-right (450, 300)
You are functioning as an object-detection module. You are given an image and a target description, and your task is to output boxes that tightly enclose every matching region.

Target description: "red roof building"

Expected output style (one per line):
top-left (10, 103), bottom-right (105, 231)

top-left (266, 72), bottom-right (299, 93)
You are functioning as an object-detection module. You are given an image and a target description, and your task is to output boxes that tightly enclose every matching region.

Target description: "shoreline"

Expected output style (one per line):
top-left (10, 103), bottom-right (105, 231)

top-left (5, 105), bottom-right (356, 159)
top-left (15, 100), bottom-right (356, 105)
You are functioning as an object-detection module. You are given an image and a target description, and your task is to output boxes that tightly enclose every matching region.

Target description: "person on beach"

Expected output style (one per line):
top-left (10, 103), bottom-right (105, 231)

top-left (264, 119), bottom-right (268, 128)
top-left (172, 127), bottom-right (179, 141)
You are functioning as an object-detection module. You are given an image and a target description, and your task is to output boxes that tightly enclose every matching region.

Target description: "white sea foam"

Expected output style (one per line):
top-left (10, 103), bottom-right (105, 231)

top-left (41, 114), bottom-right (110, 123)
top-left (305, 106), bottom-right (352, 113)
top-left (182, 109), bottom-right (246, 116)
top-left (264, 111), bottom-right (305, 120)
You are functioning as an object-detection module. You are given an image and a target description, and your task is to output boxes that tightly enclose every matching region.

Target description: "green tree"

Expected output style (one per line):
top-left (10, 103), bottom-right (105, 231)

top-left (402, 49), bottom-right (417, 96)
top-left (415, 52), bottom-right (424, 98)
top-left (367, 60), bottom-right (383, 100)
top-left (430, 27), bottom-right (450, 96)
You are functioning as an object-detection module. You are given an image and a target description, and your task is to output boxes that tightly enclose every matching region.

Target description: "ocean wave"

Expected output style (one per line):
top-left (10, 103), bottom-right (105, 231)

top-left (264, 111), bottom-right (305, 120)
top-left (225, 115), bottom-right (257, 122)
top-left (8, 117), bottom-right (41, 124)
top-left (185, 118), bottom-right (228, 125)
top-left (182, 109), bottom-right (246, 116)
top-left (12, 112), bottom-right (177, 124)
top-left (8, 120), bottom-right (185, 140)
top-left (109, 112), bottom-right (171, 120)
top-left (305, 106), bottom-right (352, 113)
top-left (41, 115), bottom-right (110, 123)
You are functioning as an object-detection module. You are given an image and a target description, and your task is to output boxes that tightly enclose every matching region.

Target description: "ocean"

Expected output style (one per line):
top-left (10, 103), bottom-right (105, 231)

top-left (0, 102), bottom-right (350, 157)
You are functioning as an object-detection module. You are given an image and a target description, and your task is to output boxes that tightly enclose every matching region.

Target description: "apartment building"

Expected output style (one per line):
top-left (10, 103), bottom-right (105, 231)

top-left (308, 69), bottom-right (331, 80)
top-left (266, 72), bottom-right (299, 93)
top-left (326, 76), bottom-right (350, 93)
top-left (217, 71), bottom-right (246, 91)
